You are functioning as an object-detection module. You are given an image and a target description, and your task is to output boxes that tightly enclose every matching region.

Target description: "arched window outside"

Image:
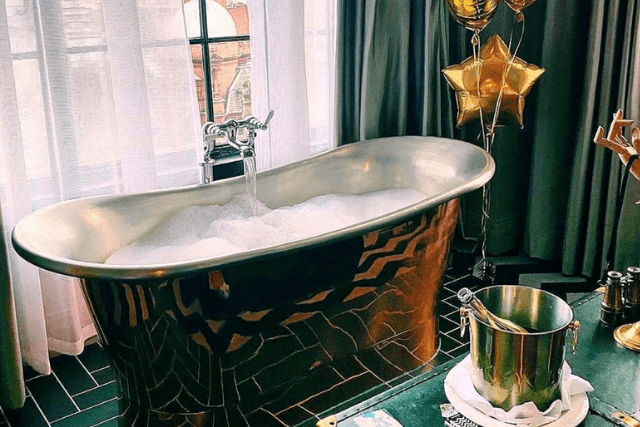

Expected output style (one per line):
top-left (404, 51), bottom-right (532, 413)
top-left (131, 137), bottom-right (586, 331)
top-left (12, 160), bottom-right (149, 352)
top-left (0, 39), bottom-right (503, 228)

top-left (183, 0), bottom-right (251, 124)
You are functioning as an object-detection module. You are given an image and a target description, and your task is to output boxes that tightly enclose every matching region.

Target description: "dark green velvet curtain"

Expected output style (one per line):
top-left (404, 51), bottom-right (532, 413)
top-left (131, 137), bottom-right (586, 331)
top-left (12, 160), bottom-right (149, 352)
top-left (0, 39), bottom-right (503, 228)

top-left (336, 0), bottom-right (456, 143)
top-left (558, 0), bottom-right (640, 276)
top-left (337, 0), bottom-right (640, 278)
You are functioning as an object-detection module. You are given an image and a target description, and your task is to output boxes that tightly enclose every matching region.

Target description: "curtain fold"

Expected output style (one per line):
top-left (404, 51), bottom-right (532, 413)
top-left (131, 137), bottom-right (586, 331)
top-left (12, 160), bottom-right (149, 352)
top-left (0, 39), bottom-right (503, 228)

top-left (3, 0), bottom-right (337, 408)
top-left (337, 0), bottom-right (640, 276)
top-left (336, 0), bottom-right (543, 255)
top-left (615, 1), bottom-right (640, 272)
top-left (0, 0), bottom-right (201, 407)
top-left (0, 204), bottom-right (25, 409)
top-left (556, 0), bottom-right (639, 277)
top-left (0, 0), bottom-right (50, 385)
top-left (336, 0), bottom-right (454, 144)
top-left (523, 0), bottom-right (588, 260)
top-left (248, 0), bottom-right (336, 171)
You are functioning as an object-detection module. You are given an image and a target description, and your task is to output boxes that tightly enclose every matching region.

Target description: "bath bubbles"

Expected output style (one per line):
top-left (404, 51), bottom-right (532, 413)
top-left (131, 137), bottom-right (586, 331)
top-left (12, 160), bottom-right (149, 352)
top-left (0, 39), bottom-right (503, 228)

top-left (104, 188), bottom-right (426, 265)
top-left (105, 237), bottom-right (243, 265)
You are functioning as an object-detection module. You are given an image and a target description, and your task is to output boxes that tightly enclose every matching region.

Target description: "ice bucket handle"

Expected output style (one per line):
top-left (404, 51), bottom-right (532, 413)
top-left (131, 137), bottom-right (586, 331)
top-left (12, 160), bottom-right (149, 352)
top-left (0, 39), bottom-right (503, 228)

top-left (460, 307), bottom-right (470, 338)
top-left (568, 320), bottom-right (580, 354)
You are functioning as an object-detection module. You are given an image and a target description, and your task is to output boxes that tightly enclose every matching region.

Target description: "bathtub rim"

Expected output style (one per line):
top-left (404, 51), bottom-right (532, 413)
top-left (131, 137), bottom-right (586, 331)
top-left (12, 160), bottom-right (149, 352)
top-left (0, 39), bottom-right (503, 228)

top-left (12, 136), bottom-right (494, 281)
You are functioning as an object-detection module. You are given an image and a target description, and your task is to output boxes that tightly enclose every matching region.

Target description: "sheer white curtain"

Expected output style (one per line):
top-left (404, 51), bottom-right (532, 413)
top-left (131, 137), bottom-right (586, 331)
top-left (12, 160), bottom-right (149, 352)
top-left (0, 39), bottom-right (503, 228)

top-left (1, 0), bottom-right (337, 408)
top-left (248, 0), bottom-right (337, 171)
top-left (0, 0), bottom-right (201, 383)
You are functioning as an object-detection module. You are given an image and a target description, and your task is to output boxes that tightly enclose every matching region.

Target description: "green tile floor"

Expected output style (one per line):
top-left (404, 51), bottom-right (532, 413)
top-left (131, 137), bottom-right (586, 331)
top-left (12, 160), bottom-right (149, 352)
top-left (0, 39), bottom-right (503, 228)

top-left (0, 255), bottom-right (588, 427)
top-left (0, 345), bottom-right (116, 427)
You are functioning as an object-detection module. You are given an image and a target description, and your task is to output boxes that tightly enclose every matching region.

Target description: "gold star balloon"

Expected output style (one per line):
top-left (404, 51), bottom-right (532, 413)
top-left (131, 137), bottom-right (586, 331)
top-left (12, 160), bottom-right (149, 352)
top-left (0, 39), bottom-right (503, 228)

top-left (442, 34), bottom-right (545, 128)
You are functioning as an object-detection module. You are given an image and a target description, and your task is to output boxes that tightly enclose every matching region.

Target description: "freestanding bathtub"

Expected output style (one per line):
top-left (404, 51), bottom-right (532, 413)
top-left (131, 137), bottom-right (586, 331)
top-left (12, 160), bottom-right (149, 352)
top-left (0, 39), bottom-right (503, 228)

top-left (12, 136), bottom-right (494, 427)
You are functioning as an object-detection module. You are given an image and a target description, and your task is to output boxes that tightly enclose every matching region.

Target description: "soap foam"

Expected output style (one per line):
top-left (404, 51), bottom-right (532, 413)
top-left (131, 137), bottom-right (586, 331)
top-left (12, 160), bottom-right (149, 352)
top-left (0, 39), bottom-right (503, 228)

top-left (105, 188), bottom-right (426, 265)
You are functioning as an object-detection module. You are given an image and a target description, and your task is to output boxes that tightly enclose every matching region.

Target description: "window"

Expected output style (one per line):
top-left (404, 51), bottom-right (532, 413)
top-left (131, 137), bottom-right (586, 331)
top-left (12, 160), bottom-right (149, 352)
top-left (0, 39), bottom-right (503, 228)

top-left (2, 0), bottom-right (204, 208)
top-left (183, 0), bottom-right (251, 124)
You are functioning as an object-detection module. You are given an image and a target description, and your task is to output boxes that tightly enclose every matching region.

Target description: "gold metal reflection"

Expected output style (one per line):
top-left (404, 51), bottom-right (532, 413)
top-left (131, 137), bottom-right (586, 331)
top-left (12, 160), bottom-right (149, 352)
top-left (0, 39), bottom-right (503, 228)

top-left (614, 321), bottom-right (640, 352)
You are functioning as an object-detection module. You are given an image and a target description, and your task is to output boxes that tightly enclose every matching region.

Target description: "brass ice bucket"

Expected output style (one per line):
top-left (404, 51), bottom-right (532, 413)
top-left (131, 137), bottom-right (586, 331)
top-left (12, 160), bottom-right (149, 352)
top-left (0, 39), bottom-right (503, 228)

top-left (461, 285), bottom-right (580, 411)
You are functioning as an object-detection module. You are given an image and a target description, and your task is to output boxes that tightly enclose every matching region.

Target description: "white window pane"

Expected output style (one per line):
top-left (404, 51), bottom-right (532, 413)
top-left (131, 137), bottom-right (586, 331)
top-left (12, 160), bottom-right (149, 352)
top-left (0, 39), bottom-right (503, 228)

top-left (143, 45), bottom-right (201, 155)
top-left (190, 45), bottom-right (207, 123)
top-left (6, 0), bottom-right (36, 53)
top-left (67, 52), bottom-right (119, 167)
top-left (139, 0), bottom-right (188, 42)
top-left (13, 59), bottom-right (51, 180)
top-left (183, 0), bottom-right (249, 39)
top-left (61, 0), bottom-right (107, 49)
top-left (305, 0), bottom-right (334, 154)
top-left (209, 41), bottom-right (251, 123)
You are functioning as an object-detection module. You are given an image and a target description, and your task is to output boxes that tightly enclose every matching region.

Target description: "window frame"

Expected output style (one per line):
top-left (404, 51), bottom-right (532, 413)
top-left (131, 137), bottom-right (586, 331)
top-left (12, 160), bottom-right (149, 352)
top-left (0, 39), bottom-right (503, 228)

top-left (188, 0), bottom-right (251, 122)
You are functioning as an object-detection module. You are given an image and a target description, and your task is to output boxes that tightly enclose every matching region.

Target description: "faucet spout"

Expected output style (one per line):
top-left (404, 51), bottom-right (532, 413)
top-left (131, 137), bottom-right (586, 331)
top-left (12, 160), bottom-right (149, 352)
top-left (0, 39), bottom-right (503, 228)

top-left (239, 146), bottom-right (256, 158)
top-left (227, 138), bottom-right (254, 156)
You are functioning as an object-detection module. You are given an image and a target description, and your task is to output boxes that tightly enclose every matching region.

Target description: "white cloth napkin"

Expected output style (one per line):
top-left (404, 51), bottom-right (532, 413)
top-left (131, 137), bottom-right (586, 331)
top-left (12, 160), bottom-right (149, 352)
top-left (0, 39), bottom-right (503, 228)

top-left (445, 355), bottom-right (593, 427)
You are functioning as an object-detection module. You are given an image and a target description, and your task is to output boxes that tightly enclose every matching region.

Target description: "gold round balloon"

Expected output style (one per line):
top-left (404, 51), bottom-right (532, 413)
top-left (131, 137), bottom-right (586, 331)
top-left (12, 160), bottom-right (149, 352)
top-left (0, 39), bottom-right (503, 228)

top-left (444, 0), bottom-right (500, 31)
top-left (504, 0), bottom-right (539, 13)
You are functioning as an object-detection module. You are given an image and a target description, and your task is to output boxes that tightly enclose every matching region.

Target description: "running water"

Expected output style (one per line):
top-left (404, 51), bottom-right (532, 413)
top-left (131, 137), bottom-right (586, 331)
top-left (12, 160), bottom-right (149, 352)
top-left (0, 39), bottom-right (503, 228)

top-left (104, 188), bottom-right (427, 265)
top-left (243, 156), bottom-right (258, 216)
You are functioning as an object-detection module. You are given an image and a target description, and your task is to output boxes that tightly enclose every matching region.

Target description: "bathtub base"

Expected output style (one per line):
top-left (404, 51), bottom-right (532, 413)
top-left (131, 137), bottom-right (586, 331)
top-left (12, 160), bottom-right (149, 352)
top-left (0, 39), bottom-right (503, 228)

top-left (118, 400), bottom-right (217, 427)
top-left (80, 200), bottom-right (459, 427)
top-left (112, 325), bottom-right (441, 427)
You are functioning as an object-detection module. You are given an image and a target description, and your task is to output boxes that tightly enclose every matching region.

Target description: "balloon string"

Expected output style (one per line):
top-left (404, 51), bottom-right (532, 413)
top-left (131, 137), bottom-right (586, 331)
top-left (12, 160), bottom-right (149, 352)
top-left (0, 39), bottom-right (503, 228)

top-left (472, 30), bottom-right (487, 145)
top-left (478, 126), bottom-right (495, 275)
top-left (488, 14), bottom-right (526, 135)
top-left (477, 14), bottom-right (526, 279)
top-left (471, 28), bottom-right (491, 278)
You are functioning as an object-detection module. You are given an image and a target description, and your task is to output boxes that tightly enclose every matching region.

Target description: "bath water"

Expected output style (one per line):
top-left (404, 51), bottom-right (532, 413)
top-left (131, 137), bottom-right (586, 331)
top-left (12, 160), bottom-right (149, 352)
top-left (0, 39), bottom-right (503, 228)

top-left (104, 188), bottom-right (426, 265)
top-left (243, 156), bottom-right (258, 216)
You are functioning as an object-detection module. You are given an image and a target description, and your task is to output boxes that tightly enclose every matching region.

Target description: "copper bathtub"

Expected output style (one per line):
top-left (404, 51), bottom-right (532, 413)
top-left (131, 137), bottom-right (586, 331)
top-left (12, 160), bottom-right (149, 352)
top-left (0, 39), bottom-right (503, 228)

top-left (12, 136), bottom-right (494, 426)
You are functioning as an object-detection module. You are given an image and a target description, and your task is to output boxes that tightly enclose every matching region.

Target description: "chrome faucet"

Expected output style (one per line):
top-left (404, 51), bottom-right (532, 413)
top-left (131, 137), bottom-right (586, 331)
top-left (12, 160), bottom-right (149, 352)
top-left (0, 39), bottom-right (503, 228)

top-left (200, 110), bottom-right (274, 184)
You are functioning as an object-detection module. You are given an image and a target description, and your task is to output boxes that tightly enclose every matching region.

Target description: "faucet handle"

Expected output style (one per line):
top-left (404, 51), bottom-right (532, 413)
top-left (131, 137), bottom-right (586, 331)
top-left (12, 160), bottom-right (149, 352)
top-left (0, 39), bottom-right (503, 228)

top-left (242, 110), bottom-right (274, 131)
top-left (262, 110), bottom-right (274, 129)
